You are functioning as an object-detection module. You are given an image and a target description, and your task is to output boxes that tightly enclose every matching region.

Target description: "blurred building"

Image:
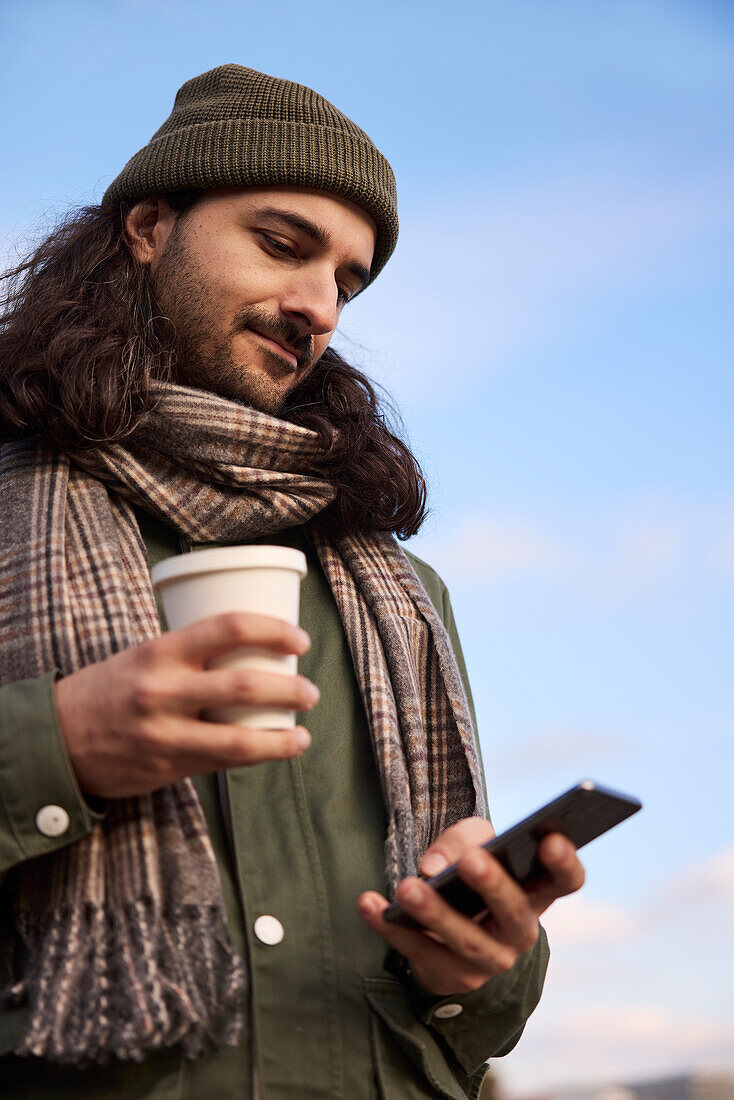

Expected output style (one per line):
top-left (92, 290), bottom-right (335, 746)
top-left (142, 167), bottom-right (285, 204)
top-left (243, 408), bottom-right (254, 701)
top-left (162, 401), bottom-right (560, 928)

top-left (502, 1072), bottom-right (734, 1100)
top-left (626, 1073), bottom-right (734, 1100)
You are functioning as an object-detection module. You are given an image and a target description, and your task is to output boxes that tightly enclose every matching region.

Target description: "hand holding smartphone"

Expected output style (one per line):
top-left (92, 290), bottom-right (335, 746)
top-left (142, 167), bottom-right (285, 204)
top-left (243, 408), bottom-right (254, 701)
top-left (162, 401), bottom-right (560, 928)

top-left (383, 780), bottom-right (642, 929)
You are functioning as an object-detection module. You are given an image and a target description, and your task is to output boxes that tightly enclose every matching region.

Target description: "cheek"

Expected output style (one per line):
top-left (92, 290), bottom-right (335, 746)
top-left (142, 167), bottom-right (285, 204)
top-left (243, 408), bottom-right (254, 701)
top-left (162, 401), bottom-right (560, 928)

top-left (192, 239), bottom-right (268, 308)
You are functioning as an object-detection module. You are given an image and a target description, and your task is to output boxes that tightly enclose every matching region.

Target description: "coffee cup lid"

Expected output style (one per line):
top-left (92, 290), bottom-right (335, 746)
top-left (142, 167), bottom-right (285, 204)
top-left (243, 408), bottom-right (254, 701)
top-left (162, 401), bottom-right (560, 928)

top-left (151, 546), bottom-right (307, 590)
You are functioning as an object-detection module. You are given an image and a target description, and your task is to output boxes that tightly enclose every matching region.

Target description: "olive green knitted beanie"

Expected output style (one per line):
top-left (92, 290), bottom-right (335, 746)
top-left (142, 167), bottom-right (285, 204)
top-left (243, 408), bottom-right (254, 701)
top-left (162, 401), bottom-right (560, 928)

top-left (103, 64), bottom-right (398, 283)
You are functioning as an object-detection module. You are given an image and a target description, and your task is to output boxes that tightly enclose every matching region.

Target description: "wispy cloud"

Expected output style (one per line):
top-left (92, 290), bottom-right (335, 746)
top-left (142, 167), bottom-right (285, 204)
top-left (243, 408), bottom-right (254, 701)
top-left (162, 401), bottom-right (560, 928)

top-left (336, 164), bottom-right (734, 396)
top-left (500, 1004), bottom-right (734, 1095)
top-left (605, 513), bottom-right (689, 589)
top-left (654, 844), bottom-right (734, 924)
top-left (487, 728), bottom-right (632, 779)
top-left (499, 844), bottom-right (734, 1094)
top-left (410, 496), bottom-right (727, 597)
top-left (541, 894), bottom-right (637, 944)
top-left (708, 500), bottom-right (734, 576)
top-left (414, 515), bottom-right (574, 579)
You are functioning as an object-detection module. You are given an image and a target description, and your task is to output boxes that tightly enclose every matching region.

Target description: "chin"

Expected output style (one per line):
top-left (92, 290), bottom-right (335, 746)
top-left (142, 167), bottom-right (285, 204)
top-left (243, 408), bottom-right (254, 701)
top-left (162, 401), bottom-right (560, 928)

top-left (173, 353), bottom-right (295, 416)
top-left (220, 376), bottom-right (289, 415)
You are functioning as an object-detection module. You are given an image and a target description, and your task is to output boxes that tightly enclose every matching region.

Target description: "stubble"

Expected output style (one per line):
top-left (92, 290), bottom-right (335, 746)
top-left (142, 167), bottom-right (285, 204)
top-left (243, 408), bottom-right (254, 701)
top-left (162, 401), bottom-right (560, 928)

top-left (150, 220), bottom-right (313, 414)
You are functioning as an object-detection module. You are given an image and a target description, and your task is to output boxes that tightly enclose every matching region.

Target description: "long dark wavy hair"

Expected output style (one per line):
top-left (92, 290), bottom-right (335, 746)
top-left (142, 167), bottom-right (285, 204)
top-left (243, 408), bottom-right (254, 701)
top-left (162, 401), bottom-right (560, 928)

top-left (0, 194), bottom-right (426, 539)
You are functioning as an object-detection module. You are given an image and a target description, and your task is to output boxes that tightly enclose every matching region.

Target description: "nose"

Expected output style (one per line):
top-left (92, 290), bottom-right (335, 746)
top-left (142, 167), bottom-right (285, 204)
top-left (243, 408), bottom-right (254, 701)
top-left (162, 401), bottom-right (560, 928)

top-left (279, 267), bottom-right (340, 337)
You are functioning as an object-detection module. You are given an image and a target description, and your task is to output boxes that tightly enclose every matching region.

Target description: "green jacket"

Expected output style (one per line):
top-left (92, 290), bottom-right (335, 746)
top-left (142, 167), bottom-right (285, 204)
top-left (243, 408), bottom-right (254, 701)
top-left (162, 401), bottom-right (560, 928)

top-left (0, 508), bottom-right (549, 1100)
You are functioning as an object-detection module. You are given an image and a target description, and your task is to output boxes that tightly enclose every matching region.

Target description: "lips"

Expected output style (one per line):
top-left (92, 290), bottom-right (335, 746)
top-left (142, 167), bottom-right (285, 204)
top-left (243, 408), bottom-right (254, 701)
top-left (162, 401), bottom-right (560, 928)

top-left (248, 326), bottom-right (299, 369)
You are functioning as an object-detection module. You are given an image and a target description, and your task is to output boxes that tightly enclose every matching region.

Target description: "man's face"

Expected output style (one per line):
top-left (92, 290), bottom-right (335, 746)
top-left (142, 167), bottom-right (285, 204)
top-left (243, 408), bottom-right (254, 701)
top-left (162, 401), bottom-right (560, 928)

top-left (145, 186), bottom-right (376, 414)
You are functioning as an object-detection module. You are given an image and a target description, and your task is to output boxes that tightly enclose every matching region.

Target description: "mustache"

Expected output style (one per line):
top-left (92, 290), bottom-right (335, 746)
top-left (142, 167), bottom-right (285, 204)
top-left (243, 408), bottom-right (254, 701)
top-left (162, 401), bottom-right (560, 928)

top-left (232, 308), bottom-right (314, 368)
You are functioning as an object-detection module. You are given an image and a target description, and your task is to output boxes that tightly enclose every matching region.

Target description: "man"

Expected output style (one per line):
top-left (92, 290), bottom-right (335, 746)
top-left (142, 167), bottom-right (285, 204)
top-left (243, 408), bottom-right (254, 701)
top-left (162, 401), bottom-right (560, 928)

top-left (0, 65), bottom-right (584, 1098)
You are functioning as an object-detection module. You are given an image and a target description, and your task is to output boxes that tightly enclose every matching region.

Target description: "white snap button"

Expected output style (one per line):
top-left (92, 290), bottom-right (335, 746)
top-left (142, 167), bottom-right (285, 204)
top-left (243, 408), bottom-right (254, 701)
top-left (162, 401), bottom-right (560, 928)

top-left (253, 915), bottom-right (284, 945)
top-left (434, 1003), bottom-right (463, 1020)
top-left (35, 805), bottom-right (70, 838)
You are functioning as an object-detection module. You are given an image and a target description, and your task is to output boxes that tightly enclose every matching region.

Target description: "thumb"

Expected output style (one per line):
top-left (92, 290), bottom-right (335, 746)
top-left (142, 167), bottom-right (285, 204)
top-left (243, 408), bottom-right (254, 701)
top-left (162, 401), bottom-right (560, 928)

top-left (418, 817), bottom-right (496, 878)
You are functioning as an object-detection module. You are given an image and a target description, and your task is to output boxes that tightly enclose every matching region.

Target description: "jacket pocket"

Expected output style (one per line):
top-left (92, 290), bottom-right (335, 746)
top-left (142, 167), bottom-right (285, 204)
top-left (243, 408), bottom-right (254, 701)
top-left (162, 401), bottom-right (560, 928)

top-left (364, 976), bottom-right (486, 1100)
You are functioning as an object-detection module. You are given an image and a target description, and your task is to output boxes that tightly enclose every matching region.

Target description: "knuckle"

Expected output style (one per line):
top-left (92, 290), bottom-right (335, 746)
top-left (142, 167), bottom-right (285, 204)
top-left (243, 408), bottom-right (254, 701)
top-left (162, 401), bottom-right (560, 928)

top-left (134, 719), bottom-right (164, 751)
top-left (505, 900), bottom-right (530, 927)
top-left (133, 637), bottom-right (165, 671)
top-left (492, 951), bottom-right (516, 975)
top-left (474, 853), bottom-right (497, 882)
top-left (221, 611), bottom-right (256, 645)
top-left (232, 669), bottom-right (259, 703)
top-left (459, 935), bottom-right (487, 964)
top-left (129, 675), bottom-right (163, 717)
top-left (466, 853), bottom-right (499, 890)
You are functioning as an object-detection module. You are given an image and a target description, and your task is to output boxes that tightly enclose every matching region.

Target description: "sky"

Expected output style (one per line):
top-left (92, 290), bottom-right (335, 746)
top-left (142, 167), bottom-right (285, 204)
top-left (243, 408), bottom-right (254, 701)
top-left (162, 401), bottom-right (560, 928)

top-left (1, 0), bottom-right (732, 1093)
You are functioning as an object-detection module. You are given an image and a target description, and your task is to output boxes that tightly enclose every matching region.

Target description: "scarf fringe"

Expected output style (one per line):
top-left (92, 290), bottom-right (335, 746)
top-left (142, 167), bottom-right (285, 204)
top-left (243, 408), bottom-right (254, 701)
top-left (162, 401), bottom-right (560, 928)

top-left (7, 899), bottom-right (245, 1065)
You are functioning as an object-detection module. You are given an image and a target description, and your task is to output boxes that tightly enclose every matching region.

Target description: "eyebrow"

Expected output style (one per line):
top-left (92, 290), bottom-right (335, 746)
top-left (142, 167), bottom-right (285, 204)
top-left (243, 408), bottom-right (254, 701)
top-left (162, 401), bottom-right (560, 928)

top-left (255, 206), bottom-right (371, 292)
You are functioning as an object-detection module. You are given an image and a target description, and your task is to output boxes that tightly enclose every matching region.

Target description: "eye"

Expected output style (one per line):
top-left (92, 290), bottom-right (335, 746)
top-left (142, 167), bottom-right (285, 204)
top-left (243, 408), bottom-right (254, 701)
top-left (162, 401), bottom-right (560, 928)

top-left (336, 285), bottom-right (352, 306)
top-left (259, 233), bottom-right (297, 259)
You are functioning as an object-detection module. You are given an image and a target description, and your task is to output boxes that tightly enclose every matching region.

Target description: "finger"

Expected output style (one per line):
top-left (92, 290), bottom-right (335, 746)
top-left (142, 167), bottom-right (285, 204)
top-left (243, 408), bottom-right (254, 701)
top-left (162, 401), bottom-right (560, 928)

top-left (419, 817), bottom-right (496, 877)
top-left (145, 714), bottom-right (313, 771)
top-left (174, 667), bottom-right (320, 714)
top-left (163, 612), bottom-right (311, 666)
top-left (456, 848), bottom-right (540, 950)
top-left (389, 876), bottom-right (519, 975)
top-left (525, 834), bottom-right (586, 914)
top-left (357, 892), bottom-right (478, 996)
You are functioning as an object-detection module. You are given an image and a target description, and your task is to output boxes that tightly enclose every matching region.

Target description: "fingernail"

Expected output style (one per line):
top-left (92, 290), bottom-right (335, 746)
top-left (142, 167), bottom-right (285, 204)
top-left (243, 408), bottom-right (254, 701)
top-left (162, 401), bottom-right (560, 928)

top-left (359, 894), bottom-right (380, 916)
top-left (295, 729), bottom-right (311, 751)
top-left (302, 680), bottom-right (320, 705)
top-left (545, 834), bottom-right (570, 861)
top-left (421, 852), bottom-right (448, 877)
top-left (295, 627), bottom-right (311, 652)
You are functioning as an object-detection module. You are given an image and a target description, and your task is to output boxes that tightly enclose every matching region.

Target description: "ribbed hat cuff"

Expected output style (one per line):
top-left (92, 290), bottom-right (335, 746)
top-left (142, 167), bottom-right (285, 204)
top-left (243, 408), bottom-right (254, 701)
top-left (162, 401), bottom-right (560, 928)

top-left (102, 118), bottom-right (398, 280)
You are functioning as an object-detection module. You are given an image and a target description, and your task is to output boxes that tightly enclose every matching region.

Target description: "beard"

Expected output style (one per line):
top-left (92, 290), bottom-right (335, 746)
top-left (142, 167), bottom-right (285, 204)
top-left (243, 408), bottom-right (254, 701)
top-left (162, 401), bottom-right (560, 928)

top-left (150, 221), bottom-right (315, 414)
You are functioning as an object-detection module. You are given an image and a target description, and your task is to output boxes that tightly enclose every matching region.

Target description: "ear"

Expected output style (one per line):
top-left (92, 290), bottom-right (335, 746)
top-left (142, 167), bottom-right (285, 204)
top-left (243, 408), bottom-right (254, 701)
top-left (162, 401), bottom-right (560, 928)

top-left (123, 197), bottom-right (177, 266)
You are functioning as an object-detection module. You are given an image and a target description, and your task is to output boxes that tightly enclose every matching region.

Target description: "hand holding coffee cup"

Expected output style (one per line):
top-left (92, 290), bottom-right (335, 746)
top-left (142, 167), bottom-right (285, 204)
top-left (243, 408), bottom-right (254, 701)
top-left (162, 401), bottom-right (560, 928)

top-left (151, 546), bottom-right (308, 729)
top-left (50, 547), bottom-right (316, 800)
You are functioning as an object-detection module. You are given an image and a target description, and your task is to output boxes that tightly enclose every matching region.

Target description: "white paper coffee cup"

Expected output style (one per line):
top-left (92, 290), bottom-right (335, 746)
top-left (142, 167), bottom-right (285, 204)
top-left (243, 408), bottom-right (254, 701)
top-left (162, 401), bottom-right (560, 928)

top-left (151, 546), bottom-right (307, 729)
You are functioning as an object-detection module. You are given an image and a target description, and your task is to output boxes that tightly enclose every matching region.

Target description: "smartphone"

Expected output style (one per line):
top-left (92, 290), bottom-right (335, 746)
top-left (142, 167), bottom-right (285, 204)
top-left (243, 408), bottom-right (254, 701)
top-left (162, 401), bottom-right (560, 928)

top-left (382, 779), bottom-right (642, 929)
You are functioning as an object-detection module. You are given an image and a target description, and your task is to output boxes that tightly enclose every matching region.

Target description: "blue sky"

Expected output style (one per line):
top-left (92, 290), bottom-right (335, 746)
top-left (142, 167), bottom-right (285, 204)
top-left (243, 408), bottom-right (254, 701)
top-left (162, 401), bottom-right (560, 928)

top-left (2, 0), bottom-right (732, 1091)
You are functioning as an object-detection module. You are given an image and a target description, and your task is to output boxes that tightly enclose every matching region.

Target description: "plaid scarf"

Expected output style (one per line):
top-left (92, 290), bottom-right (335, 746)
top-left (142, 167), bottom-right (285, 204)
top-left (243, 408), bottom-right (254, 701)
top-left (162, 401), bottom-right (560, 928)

top-left (0, 382), bottom-right (486, 1065)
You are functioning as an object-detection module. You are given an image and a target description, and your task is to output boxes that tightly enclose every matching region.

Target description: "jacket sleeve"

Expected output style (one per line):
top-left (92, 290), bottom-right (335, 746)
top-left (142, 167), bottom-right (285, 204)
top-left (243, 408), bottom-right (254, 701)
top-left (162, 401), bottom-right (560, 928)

top-left (407, 927), bottom-right (549, 1074)
top-left (0, 672), bottom-right (105, 884)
